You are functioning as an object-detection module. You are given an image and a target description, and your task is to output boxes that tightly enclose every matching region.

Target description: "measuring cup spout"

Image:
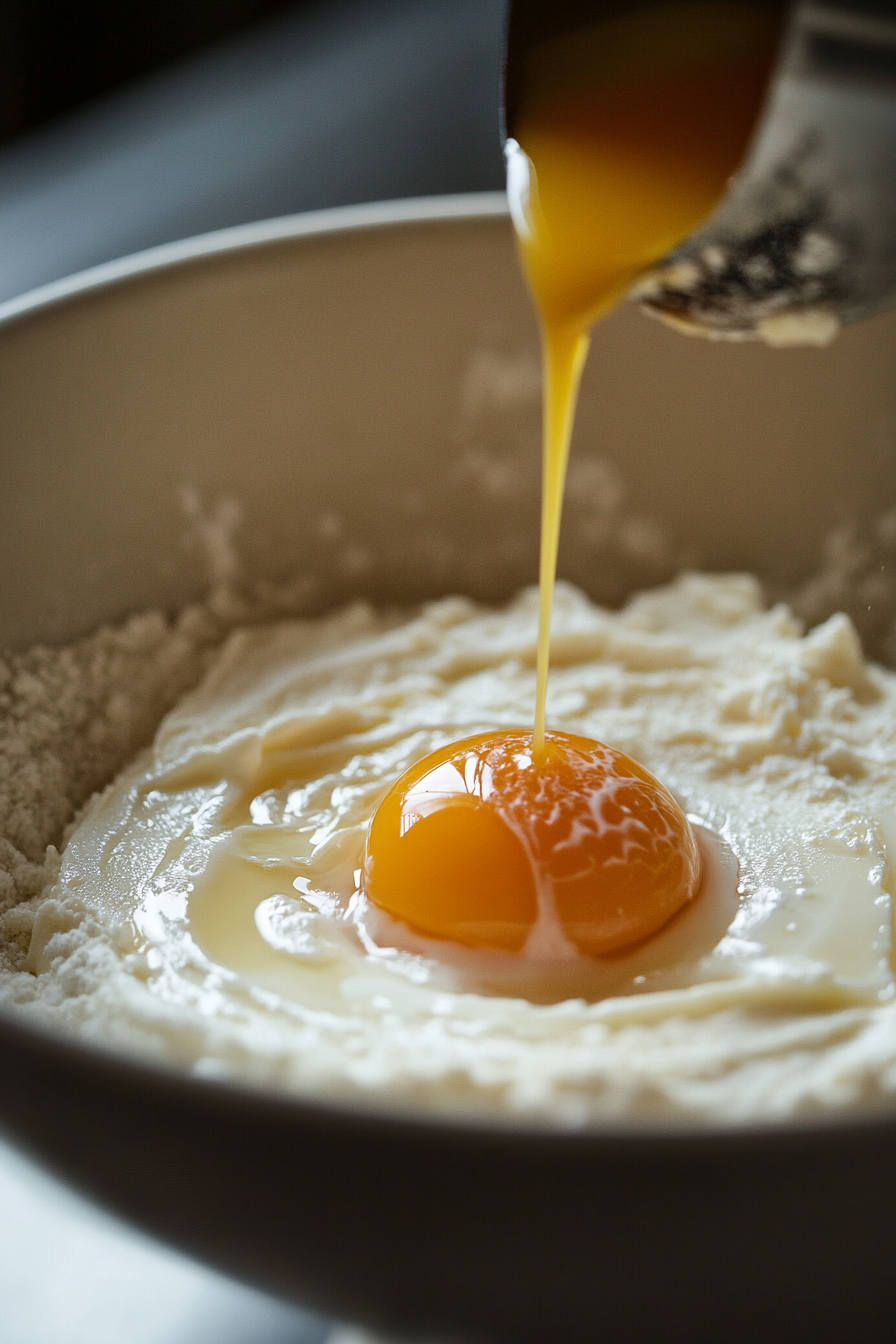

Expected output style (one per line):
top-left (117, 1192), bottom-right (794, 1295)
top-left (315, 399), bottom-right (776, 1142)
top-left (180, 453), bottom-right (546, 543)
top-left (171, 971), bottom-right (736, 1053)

top-left (504, 1), bottom-right (896, 345)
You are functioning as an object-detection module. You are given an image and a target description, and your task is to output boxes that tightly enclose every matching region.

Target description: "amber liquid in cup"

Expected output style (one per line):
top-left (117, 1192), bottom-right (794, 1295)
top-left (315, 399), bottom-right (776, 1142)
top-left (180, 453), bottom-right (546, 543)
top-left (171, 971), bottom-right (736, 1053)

top-left (506, 0), bottom-right (784, 752)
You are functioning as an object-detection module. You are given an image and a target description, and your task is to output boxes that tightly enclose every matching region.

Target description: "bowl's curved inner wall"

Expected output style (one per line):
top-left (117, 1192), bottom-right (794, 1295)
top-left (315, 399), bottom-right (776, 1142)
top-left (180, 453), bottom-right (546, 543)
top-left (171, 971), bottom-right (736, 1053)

top-left (0, 208), bottom-right (894, 650)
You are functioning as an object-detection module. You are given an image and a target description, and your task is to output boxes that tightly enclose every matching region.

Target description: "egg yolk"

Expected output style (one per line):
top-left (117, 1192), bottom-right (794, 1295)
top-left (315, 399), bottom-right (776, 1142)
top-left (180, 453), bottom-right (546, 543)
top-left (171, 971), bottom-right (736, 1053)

top-left (363, 730), bottom-right (701, 958)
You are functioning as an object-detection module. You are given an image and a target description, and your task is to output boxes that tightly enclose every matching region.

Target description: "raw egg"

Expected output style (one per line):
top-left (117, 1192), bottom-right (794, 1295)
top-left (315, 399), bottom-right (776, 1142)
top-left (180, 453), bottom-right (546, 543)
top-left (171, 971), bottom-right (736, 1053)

top-left (363, 730), bottom-right (702, 958)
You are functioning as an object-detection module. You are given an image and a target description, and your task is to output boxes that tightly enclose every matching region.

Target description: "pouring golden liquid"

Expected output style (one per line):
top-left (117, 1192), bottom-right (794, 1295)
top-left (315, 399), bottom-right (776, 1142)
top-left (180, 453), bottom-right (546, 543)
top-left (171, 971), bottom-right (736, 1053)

top-left (360, 1), bottom-right (787, 956)
top-left (506, 0), bottom-right (784, 756)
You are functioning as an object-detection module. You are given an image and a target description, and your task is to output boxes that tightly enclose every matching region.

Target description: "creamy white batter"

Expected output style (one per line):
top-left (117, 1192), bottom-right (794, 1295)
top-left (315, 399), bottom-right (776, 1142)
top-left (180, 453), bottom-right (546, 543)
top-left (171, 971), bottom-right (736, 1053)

top-left (8, 572), bottom-right (896, 1127)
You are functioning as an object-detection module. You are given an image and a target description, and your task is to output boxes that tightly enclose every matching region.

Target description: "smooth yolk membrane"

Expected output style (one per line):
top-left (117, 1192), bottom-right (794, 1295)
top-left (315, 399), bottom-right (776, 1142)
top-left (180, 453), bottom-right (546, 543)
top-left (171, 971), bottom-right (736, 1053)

top-left (363, 730), bottom-right (702, 958)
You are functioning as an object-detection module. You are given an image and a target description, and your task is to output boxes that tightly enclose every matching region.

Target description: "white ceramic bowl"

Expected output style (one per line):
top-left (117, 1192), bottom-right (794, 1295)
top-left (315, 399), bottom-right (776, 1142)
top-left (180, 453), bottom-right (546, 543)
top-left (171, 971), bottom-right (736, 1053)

top-left (1, 197), bottom-right (896, 1344)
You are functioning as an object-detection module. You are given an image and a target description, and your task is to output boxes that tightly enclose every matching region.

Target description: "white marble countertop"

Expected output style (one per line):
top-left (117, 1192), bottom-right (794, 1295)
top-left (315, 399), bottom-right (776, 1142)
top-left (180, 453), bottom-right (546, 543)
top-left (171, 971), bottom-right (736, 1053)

top-left (0, 1138), bottom-right (333, 1344)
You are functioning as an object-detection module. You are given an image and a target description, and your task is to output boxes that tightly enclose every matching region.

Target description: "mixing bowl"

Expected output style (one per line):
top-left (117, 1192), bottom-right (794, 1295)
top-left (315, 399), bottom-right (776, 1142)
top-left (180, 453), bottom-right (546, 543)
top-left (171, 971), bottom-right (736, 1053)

top-left (1, 195), bottom-right (895, 1344)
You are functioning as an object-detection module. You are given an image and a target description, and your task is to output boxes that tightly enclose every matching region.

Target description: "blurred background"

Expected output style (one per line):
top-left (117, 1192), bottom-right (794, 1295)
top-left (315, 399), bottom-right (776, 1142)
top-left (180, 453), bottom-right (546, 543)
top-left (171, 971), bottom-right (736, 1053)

top-left (0, 0), bottom-right (302, 144)
top-left (0, 2), bottom-right (505, 1340)
top-left (0, 0), bottom-right (506, 303)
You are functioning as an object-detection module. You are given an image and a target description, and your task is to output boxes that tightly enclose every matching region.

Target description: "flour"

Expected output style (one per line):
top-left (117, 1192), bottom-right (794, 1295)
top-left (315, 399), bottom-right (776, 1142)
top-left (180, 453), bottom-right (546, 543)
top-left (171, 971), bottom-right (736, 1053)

top-left (0, 602), bottom-right (231, 973)
top-left (6, 572), bottom-right (896, 1128)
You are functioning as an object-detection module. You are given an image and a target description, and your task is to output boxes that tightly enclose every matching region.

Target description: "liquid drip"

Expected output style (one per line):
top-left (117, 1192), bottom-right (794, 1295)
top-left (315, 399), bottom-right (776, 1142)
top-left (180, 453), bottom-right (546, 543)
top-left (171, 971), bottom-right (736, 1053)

top-left (506, 0), bottom-right (784, 755)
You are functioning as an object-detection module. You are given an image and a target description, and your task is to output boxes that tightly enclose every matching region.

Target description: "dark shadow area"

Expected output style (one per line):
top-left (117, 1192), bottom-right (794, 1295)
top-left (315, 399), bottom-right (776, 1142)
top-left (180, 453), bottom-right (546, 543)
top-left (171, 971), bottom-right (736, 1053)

top-left (0, 0), bottom-right (507, 302)
top-left (0, 0), bottom-right (308, 146)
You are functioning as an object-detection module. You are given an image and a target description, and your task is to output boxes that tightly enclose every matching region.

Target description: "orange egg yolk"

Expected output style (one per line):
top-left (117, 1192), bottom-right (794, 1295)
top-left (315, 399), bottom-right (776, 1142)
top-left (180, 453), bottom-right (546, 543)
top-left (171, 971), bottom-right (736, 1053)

top-left (363, 730), bottom-right (701, 958)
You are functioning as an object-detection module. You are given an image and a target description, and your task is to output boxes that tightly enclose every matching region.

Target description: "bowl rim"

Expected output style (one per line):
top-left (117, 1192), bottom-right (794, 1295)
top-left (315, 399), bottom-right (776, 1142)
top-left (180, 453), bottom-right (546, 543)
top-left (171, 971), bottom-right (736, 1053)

top-left (0, 190), bottom-right (509, 334)
top-left (4, 992), bottom-right (896, 1152)
top-left (2, 191), bottom-right (895, 1152)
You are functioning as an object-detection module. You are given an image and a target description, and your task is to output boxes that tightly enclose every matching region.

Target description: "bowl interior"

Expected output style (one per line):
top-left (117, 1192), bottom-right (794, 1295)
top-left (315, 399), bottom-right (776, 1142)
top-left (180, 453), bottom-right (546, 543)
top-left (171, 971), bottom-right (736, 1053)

top-left (0, 202), bottom-right (894, 653)
top-left (3, 202), bottom-right (896, 1344)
